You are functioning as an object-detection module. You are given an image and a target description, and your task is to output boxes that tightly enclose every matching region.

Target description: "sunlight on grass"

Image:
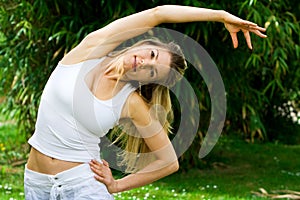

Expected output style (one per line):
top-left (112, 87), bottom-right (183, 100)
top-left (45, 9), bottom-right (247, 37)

top-left (111, 183), bottom-right (267, 200)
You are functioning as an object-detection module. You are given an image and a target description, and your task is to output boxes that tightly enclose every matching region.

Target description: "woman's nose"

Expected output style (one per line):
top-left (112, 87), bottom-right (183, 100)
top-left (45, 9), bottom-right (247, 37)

top-left (138, 59), bottom-right (145, 68)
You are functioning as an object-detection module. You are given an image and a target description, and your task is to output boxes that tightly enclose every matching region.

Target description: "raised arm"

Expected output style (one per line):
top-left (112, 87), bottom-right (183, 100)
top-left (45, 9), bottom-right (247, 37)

top-left (61, 5), bottom-right (267, 64)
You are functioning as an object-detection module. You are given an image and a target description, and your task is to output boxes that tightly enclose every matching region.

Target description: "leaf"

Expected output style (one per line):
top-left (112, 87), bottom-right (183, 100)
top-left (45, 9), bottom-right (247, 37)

top-left (252, 188), bottom-right (300, 199)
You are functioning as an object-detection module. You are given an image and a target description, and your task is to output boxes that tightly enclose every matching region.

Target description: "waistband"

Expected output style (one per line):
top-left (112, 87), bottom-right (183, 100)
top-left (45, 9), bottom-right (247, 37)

top-left (25, 163), bottom-right (95, 186)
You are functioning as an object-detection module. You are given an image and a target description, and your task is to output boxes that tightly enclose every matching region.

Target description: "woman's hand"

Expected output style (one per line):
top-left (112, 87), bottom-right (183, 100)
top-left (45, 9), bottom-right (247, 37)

top-left (222, 11), bottom-right (267, 49)
top-left (89, 159), bottom-right (118, 194)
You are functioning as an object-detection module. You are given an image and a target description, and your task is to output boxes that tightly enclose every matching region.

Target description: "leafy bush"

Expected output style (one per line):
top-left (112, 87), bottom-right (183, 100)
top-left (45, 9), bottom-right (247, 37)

top-left (0, 0), bottom-right (299, 169)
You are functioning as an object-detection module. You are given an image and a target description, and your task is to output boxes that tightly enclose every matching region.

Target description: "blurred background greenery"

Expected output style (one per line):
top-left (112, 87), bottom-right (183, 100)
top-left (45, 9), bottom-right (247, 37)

top-left (0, 0), bottom-right (299, 170)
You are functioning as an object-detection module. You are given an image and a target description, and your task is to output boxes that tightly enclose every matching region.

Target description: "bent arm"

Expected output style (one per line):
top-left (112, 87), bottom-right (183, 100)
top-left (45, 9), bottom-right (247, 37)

top-left (90, 93), bottom-right (179, 193)
top-left (114, 141), bottom-right (179, 193)
top-left (114, 93), bottom-right (178, 192)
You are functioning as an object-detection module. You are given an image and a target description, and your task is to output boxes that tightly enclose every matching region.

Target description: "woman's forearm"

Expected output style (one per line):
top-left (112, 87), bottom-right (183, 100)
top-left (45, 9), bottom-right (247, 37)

top-left (89, 5), bottom-right (226, 44)
top-left (105, 5), bottom-right (226, 33)
top-left (115, 160), bottom-right (179, 193)
top-left (155, 5), bottom-right (226, 24)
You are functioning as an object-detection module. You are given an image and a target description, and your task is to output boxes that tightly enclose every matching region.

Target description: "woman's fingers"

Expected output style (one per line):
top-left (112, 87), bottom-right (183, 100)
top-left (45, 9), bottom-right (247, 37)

top-left (242, 30), bottom-right (252, 49)
top-left (226, 22), bottom-right (267, 49)
top-left (89, 159), bottom-right (116, 193)
top-left (243, 25), bottom-right (267, 49)
top-left (89, 159), bottom-right (113, 183)
top-left (229, 32), bottom-right (239, 48)
top-left (102, 159), bottom-right (109, 167)
top-left (89, 160), bottom-right (104, 176)
top-left (90, 159), bottom-right (101, 165)
top-left (241, 21), bottom-right (257, 27)
top-left (252, 29), bottom-right (267, 38)
top-left (255, 26), bottom-right (267, 33)
top-left (247, 25), bottom-right (267, 38)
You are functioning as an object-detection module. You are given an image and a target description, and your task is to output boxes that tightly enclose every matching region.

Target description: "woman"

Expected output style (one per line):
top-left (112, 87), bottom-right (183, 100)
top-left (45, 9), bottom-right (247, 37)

top-left (25, 5), bottom-right (266, 199)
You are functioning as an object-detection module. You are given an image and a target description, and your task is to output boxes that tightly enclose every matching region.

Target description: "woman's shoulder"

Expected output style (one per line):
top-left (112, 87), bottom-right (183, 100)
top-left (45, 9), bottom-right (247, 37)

top-left (57, 57), bottom-right (105, 68)
top-left (128, 92), bottom-right (146, 106)
top-left (126, 92), bottom-right (150, 119)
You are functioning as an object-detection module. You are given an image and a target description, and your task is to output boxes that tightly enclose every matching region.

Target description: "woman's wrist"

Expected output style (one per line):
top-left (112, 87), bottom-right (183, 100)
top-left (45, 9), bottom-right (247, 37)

top-left (214, 10), bottom-right (227, 23)
top-left (107, 179), bottom-right (121, 194)
top-left (154, 5), bottom-right (227, 24)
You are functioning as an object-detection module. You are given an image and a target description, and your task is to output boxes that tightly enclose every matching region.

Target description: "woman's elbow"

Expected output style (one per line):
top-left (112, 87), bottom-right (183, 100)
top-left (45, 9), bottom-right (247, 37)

top-left (169, 160), bottom-right (179, 173)
top-left (82, 30), bottom-right (105, 49)
top-left (152, 5), bottom-right (165, 24)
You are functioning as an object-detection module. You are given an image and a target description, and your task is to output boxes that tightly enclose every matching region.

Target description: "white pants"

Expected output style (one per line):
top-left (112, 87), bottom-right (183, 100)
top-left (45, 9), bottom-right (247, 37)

top-left (24, 163), bottom-right (114, 200)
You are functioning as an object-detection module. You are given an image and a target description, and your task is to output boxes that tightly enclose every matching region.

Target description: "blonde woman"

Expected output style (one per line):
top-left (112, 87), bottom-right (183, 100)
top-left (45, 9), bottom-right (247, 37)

top-left (25, 5), bottom-right (266, 199)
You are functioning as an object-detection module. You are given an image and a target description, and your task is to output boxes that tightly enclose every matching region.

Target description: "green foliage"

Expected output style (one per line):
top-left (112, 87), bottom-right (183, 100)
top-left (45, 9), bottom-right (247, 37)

top-left (0, 124), bottom-right (28, 165)
top-left (232, 0), bottom-right (300, 142)
top-left (187, 0), bottom-right (300, 144)
top-left (0, 0), bottom-right (299, 169)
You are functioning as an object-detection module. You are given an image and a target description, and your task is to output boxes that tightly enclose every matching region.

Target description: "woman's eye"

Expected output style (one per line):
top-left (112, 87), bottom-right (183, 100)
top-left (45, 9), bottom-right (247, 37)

top-left (151, 50), bottom-right (155, 58)
top-left (150, 67), bottom-right (154, 77)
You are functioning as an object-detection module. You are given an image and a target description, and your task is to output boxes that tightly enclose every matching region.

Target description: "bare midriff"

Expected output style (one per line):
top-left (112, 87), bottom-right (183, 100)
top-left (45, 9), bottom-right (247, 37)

top-left (26, 148), bottom-right (84, 175)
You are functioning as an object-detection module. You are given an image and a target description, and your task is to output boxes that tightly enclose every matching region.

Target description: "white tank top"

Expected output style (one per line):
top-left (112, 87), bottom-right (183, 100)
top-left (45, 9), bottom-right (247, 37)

top-left (28, 58), bottom-right (136, 162)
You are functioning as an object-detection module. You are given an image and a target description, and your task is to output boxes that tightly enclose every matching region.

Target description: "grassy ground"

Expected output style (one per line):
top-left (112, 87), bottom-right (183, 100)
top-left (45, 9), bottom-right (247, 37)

top-left (0, 122), bottom-right (299, 200)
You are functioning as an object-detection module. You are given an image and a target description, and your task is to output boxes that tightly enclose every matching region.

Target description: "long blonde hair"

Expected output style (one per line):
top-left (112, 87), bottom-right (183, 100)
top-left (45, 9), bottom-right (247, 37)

top-left (108, 38), bottom-right (187, 173)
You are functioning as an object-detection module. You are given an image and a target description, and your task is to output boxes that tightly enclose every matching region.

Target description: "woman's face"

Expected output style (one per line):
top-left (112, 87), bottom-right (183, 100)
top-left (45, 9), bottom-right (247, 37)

top-left (121, 45), bottom-right (171, 83)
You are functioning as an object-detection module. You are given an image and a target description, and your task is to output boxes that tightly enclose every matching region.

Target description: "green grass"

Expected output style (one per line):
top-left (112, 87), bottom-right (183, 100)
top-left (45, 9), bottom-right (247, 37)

top-left (0, 122), bottom-right (27, 200)
top-left (113, 137), bottom-right (300, 200)
top-left (0, 122), bottom-right (299, 200)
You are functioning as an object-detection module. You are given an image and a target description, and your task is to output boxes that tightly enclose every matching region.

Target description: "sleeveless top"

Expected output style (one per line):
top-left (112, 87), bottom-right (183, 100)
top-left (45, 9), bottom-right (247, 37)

top-left (28, 58), bottom-right (136, 162)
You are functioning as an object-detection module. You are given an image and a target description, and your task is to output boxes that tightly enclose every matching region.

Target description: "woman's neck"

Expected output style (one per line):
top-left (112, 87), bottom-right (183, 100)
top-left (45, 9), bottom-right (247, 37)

top-left (102, 56), bottom-right (124, 80)
top-left (91, 57), bottom-right (127, 100)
